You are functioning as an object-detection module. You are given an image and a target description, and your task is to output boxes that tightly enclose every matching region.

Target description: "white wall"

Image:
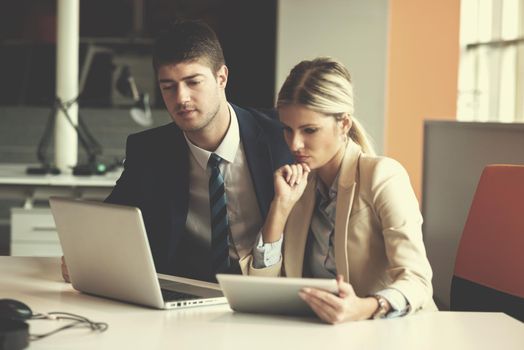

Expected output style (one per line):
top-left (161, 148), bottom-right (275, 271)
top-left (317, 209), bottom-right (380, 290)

top-left (276, 0), bottom-right (389, 153)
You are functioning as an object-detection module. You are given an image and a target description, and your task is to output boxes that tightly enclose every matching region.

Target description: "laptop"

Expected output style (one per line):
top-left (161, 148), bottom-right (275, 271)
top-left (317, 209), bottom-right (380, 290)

top-left (49, 197), bottom-right (226, 309)
top-left (216, 274), bottom-right (338, 316)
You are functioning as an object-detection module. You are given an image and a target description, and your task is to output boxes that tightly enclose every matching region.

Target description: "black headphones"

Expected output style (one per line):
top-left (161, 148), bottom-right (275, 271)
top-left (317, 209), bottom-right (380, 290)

top-left (0, 299), bottom-right (108, 349)
top-left (0, 299), bottom-right (31, 350)
top-left (0, 319), bottom-right (29, 350)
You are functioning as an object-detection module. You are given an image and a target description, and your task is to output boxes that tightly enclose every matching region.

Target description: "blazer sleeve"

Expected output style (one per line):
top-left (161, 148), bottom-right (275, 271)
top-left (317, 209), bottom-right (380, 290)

top-left (362, 157), bottom-right (434, 313)
top-left (239, 254), bottom-right (282, 277)
top-left (105, 134), bottom-right (142, 206)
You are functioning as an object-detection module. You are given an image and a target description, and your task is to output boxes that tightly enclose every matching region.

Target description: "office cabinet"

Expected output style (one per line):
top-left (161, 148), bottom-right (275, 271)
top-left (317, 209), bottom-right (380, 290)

top-left (10, 208), bottom-right (61, 256)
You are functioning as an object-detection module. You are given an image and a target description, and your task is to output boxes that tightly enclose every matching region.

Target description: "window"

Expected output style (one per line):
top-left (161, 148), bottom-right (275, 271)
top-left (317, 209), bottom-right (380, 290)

top-left (457, 0), bottom-right (524, 122)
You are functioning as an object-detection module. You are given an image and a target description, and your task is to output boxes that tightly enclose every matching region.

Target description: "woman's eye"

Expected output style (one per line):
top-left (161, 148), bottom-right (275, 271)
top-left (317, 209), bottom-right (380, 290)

top-left (304, 128), bottom-right (318, 134)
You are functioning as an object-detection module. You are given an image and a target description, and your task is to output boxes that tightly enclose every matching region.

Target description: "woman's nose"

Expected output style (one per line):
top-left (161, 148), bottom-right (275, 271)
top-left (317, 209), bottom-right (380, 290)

top-left (289, 133), bottom-right (304, 151)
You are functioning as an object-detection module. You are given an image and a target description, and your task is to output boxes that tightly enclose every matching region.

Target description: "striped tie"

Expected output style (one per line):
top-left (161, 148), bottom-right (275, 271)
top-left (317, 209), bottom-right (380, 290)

top-left (208, 153), bottom-right (231, 277)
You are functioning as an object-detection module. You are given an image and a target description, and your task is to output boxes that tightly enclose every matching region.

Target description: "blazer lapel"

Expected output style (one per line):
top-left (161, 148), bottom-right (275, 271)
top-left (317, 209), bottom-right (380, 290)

top-left (334, 141), bottom-right (361, 282)
top-left (235, 105), bottom-right (275, 218)
top-left (284, 173), bottom-right (317, 277)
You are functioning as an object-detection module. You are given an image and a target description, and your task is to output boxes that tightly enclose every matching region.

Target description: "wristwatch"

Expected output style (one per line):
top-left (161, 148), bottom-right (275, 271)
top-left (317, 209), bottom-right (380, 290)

top-left (371, 295), bottom-right (389, 319)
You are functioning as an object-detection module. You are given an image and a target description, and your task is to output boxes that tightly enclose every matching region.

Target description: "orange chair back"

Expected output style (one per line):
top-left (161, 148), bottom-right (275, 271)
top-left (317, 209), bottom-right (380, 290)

top-left (454, 164), bottom-right (524, 298)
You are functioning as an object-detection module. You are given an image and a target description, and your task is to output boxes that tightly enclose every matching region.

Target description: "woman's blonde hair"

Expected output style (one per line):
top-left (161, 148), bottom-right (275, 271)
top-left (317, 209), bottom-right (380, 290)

top-left (277, 57), bottom-right (375, 155)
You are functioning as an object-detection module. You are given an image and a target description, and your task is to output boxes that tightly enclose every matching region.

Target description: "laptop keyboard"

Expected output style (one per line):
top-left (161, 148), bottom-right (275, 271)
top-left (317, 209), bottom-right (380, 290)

top-left (161, 289), bottom-right (199, 302)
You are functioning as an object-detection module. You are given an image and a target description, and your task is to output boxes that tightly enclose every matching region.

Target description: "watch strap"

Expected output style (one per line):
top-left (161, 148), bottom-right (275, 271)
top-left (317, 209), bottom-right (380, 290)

top-left (371, 294), bottom-right (389, 319)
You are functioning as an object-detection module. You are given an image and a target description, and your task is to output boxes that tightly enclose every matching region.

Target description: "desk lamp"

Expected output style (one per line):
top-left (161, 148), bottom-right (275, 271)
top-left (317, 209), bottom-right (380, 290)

top-left (26, 96), bottom-right (108, 176)
top-left (116, 65), bottom-right (153, 127)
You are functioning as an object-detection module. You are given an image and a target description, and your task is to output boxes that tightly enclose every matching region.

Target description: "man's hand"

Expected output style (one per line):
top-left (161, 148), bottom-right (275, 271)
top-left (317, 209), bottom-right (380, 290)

top-left (61, 256), bottom-right (71, 283)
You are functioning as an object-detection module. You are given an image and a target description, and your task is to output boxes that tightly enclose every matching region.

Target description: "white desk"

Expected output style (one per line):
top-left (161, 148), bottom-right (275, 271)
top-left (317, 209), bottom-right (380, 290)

top-left (0, 164), bottom-right (121, 208)
top-left (0, 164), bottom-right (121, 256)
top-left (1, 257), bottom-right (523, 350)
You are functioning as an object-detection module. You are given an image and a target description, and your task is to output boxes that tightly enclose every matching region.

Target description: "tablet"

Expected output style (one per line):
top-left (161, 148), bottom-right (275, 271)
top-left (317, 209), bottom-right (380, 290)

top-left (216, 274), bottom-right (338, 316)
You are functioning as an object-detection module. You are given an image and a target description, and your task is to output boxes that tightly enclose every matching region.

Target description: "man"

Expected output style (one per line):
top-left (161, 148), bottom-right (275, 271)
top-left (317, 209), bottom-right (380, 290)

top-left (62, 19), bottom-right (291, 282)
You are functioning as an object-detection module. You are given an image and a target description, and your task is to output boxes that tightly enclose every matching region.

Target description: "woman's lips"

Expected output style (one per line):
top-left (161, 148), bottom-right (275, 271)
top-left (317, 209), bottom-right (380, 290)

top-left (294, 155), bottom-right (310, 163)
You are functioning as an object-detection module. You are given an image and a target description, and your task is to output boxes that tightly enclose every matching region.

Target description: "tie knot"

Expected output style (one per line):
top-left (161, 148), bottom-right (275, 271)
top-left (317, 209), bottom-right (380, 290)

top-left (208, 153), bottom-right (222, 169)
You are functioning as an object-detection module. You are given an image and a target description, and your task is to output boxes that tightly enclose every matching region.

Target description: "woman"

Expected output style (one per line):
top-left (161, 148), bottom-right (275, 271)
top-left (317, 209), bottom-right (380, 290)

top-left (239, 57), bottom-right (437, 323)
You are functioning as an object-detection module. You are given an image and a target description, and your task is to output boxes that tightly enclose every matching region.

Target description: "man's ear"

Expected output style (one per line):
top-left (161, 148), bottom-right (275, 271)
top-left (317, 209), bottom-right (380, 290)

top-left (216, 65), bottom-right (228, 88)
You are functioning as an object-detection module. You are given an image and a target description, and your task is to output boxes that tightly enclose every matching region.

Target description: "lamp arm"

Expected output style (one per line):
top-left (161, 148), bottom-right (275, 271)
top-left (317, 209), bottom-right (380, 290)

top-left (56, 98), bottom-right (100, 164)
top-left (77, 116), bottom-right (102, 156)
top-left (36, 105), bottom-right (58, 167)
top-left (128, 76), bottom-right (140, 101)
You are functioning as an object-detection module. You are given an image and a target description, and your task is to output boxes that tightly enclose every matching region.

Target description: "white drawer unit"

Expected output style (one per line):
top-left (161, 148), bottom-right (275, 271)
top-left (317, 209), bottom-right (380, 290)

top-left (1, 164), bottom-right (120, 256)
top-left (10, 208), bottom-right (62, 256)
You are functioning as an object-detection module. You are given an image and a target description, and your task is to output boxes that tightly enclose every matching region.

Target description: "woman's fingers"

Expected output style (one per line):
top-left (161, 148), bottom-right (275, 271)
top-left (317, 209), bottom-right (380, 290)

top-left (336, 275), bottom-right (355, 298)
top-left (299, 163), bottom-right (310, 183)
top-left (298, 278), bottom-right (362, 324)
top-left (302, 294), bottom-right (335, 323)
top-left (276, 163), bottom-right (311, 188)
top-left (282, 164), bottom-right (292, 183)
top-left (302, 288), bottom-right (343, 313)
top-left (294, 164), bottom-right (303, 185)
top-left (287, 164), bottom-right (298, 186)
top-left (285, 164), bottom-right (302, 187)
top-left (299, 290), bottom-right (341, 324)
top-left (290, 163), bottom-right (311, 186)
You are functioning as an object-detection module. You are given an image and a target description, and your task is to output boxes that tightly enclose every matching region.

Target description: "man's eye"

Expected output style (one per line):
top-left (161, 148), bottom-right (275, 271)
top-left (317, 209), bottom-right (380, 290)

top-left (187, 80), bottom-right (201, 86)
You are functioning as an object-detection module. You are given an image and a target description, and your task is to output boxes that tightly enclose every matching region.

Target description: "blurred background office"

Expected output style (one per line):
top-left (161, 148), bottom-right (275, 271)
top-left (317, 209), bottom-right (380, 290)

top-left (0, 0), bottom-right (523, 311)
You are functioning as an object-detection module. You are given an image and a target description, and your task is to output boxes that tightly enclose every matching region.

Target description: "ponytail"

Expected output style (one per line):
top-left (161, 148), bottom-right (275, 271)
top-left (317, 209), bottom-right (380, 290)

top-left (349, 117), bottom-right (375, 155)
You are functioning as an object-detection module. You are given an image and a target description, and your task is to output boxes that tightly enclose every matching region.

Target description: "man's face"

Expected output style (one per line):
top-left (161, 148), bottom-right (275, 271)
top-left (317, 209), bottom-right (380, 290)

top-left (157, 59), bottom-right (228, 132)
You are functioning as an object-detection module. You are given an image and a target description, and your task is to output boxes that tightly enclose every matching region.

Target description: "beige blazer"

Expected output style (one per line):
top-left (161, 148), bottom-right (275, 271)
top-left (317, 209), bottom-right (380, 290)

top-left (240, 141), bottom-right (437, 314)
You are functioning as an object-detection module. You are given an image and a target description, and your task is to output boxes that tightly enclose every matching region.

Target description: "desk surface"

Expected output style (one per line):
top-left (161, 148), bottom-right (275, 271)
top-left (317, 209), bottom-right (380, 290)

top-left (0, 164), bottom-right (121, 187)
top-left (1, 257), bottom-right (523, 350)
top-left (0, 164), bottom-right (121, 205)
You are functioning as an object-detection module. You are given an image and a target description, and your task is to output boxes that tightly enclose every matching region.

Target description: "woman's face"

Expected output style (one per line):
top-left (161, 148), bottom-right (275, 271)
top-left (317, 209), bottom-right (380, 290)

top-left (279, 104), bottom-right (349, 170)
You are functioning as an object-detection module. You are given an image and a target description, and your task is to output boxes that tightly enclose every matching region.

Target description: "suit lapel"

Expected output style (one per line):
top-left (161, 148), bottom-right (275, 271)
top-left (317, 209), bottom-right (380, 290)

top-left (284, 173), bottom-right (317, 277)
top-left (235, 105), bottom-right (275, 218)
top-left (164, 125), bottom-right (191, 269)
top-left (334, 141), bottom-right (361, 282)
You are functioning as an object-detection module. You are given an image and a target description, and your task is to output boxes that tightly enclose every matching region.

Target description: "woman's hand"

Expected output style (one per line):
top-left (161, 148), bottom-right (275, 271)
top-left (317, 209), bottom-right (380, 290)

top-left (299, 275), bottom-right (386, 324)
top-left (261, 163), bottom-right (311, 243)
top-left (273, 163), bottom-right (311, 207)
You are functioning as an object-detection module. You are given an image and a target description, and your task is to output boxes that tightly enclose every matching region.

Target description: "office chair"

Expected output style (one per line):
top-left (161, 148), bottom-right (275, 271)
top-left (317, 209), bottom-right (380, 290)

top-left (450, 164), bottom-right (524, 321)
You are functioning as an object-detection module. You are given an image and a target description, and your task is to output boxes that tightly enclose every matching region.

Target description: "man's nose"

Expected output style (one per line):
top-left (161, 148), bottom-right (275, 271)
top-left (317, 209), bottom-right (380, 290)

top-left (175, 85), bottom-right (190, 105)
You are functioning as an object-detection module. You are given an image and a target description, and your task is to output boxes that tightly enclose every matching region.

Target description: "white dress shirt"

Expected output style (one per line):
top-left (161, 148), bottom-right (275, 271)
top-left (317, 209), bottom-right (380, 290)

top-left (184, 104), bottom-right (263, 260)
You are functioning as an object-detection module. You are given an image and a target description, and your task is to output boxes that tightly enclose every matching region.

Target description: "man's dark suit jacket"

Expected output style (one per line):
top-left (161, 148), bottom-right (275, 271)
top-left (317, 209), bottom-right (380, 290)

top-left (105, 104), bottom-right (292, 280)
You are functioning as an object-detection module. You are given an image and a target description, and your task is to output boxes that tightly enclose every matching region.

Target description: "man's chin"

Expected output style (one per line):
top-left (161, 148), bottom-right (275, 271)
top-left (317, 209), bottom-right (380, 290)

top-left (177, 123), bottom-right (204, 133)
top-left (172, 116), bottom-right (203, 131)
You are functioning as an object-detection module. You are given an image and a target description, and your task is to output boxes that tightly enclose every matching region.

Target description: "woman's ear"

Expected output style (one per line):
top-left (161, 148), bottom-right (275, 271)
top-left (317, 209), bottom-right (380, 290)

top-left (340, 113), bottom-right (352, 135)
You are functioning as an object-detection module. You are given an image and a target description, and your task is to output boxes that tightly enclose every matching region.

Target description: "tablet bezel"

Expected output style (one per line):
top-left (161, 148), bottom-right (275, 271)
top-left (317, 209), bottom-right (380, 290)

top-left (216, 274), bottom-right (339, 316)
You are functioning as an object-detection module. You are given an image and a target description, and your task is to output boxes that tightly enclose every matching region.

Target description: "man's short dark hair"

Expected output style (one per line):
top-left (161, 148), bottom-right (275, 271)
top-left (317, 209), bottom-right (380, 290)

top-left (153, 19), bottom-right (225, 74)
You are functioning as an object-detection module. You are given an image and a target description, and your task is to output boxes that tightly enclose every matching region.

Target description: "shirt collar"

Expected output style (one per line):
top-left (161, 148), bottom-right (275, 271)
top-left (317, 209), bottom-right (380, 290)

top-left (316, 172), bottom-right (340, 201)
top-left (184, 103), bottom-right (240, 170)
